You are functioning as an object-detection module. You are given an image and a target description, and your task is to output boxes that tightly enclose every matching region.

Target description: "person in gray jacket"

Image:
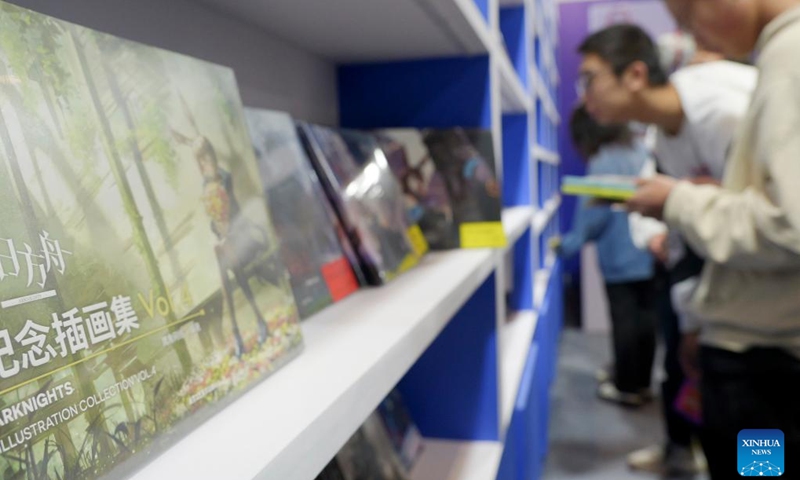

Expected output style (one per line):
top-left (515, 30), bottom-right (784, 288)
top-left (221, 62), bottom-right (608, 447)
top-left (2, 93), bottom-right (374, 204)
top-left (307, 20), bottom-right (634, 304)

top-left (629, 1), bottom-right (800, 477)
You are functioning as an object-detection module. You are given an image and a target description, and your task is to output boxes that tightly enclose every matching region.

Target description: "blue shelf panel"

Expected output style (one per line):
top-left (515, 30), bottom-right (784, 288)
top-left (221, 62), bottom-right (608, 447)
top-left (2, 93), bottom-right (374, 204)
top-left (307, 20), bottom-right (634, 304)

top-left (399, 274), bottom-right (500, 441)
top-left (509, 230), bottom-right (534, 312)
top-left (474, 0), bottom-right (490, 22)
top-left (497, 258), bottom-right (564, 480)
top-left (503, 113), bottom-right (532, 207)
top-left (536, 163), bottom-right (558, 208)
top-left (500, 6), bottom-right (529, 90)
top-left (339, 56), bottom-right (492, 129)
top-left (497, 416), bottom-right (523, 480)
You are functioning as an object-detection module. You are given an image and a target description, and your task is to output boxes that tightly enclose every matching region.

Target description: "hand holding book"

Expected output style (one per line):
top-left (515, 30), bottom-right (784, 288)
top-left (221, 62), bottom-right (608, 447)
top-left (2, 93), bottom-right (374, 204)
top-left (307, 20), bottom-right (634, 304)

top-left (561, 174), bottom-right (680, 220)
top-left (625, 175), bottom-right (679, 220)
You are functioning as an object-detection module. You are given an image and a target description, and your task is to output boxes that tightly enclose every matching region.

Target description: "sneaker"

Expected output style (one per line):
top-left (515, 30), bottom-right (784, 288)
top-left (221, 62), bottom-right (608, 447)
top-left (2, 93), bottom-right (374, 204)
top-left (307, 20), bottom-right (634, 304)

top-left (596, 381), bottom-right (648, 407)
top-left (594, 363), bottom-right (614, 383)
top-left (627, 443), bottom-right (704, 475)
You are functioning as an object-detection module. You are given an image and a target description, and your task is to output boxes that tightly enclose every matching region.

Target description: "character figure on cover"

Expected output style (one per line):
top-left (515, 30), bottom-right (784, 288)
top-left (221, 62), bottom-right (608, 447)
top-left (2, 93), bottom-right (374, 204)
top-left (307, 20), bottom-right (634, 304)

top-left (173, 117), bottom-right (275, 357)
top-left (423, 128), bottom-right (501, 224)
top-left (376, 132), bottom-right (457, 250)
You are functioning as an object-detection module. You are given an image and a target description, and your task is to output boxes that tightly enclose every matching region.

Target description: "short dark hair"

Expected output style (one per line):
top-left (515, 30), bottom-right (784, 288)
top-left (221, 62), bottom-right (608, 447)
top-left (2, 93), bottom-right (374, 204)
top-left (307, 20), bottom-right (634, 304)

top-left (579, 24), bottom-right (668, 86)
top-left (570, 104), bottom-right (632, 160)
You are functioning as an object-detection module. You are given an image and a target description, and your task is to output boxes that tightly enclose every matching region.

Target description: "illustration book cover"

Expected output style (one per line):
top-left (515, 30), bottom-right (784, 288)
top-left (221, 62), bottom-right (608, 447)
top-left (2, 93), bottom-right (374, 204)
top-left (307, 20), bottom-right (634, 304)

top-left (376, 389), bottom-right (424, 472)
top-left (375, 130), bottom-right (457, 250)
top-left (298, 124), bottom-right (426, 286)
top-left (421, 128), bottom-right (507, 248)
top-left (244, 108), bottom-right (359, 318)
top-left (315, 459), bottom-right (347, 480)
top-left (0, 4), bottom-right (303, 479)
top-left (336, 412), bottom-right (412, 480)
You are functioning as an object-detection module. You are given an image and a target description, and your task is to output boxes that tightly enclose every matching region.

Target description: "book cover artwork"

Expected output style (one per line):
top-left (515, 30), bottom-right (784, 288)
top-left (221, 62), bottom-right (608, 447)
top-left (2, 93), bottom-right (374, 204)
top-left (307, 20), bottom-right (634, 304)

top-left (377, 389), bottom-right (424, 472)
top-left (375, 130), bottom-right (457, 250)
top-left (0, 4), bottom-right (303, 479)
top-left (336, 412), bottom-right (411, 480)
top-left (244, 108), bottom-right (359, 318)
top-left (421, 128), bottom-right (507, 248)
top-left (315, 459), bottom-right (347, 480)
top-left (299, 125), bottom-right (425, 285)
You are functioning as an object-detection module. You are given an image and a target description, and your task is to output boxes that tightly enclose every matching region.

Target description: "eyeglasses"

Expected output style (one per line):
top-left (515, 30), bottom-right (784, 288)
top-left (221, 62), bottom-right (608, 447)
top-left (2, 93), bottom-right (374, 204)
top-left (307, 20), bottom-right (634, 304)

top-left (576, 71), bottom-right (599, 97)
top-left (576, 69), bottom-right (615, 97)
top-left (576, 73), bottom-right (592, 97)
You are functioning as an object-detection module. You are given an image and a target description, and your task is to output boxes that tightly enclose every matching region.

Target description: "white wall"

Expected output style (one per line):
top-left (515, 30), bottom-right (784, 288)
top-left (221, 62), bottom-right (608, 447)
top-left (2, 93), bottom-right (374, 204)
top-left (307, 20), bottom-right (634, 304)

top-left (9, 0), bottom-right (339, 126)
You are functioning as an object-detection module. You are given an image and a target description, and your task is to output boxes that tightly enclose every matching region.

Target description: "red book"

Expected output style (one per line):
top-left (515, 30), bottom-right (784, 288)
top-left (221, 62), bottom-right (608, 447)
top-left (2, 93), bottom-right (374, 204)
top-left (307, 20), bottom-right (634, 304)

top-left (321, 258), bottom-right (359, 302)
top-left (674, 379), bottom-right (702, 425)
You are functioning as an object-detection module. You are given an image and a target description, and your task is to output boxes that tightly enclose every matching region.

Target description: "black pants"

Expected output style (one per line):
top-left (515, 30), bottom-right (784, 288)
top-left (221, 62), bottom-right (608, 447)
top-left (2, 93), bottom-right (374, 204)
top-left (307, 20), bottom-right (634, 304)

top-left (661, 246), bottom-right (706, 447)
top-left (701, 346), bottom-right (800, 479)
top-left (656, 265), bottom-right (695, 447)
top-left (604, 279), bottom-right (657, 393)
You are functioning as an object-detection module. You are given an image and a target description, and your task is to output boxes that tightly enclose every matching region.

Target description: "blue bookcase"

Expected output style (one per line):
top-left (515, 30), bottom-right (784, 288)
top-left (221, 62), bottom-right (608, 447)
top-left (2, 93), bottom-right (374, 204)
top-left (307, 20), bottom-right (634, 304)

top-left (19, 0), bottom-right (563, 479)
top-left (337, 0), bottom-right (563, 479)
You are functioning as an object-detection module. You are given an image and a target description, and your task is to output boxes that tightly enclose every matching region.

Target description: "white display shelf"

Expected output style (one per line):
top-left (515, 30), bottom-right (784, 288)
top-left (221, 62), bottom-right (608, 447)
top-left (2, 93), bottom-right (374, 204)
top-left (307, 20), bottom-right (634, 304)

top-left (533, 144), bottom-right (561, 165)
top-left (498, 48), bottom-right (533, 114)
top-left (503, 206), bottom-right (536, 245)
top-left (533, 195), bottom-right (561, 236)
top-left (194, 0), bottom-right (492, 62)
top-left (129, 207), bottom-right (533, 480)
top-left (411, 439), bottom-right (504, 480)
top-left (500, 309), bottom-right (538, 432)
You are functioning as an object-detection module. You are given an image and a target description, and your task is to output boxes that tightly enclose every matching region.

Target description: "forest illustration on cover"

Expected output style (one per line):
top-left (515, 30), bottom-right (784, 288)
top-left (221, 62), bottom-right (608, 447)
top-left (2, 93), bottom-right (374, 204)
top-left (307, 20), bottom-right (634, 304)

top-left (0, 3), bottom-right (303, 479)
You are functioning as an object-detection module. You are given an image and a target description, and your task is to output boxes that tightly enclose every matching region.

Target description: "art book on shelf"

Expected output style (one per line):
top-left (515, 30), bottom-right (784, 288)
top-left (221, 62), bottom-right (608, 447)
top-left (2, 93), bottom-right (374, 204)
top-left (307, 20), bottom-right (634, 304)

top-left (0, 3), bottom-right (303, 479)
top-left (336, 412), bottom-right (413, 480)
top-left (244, 108), bottom-right (360, 318)
top-left (315, 459), bottom-right (347, 480)
top-left (298, 124), bottom-right (427, 286)
top-left (561, 174), bottom-right (638, 201)
top-left (421, 128), bottom-right (507, 248)
top-left (377, 389), bottom-right (425, 472)
top-left (375, 129), bottom-right (458, 250)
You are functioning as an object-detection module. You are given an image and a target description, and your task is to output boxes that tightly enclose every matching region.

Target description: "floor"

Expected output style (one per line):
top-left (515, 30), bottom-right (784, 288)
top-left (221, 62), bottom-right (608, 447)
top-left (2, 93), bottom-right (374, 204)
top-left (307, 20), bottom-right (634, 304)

top-left (541, 328), bottom-right (710, 480)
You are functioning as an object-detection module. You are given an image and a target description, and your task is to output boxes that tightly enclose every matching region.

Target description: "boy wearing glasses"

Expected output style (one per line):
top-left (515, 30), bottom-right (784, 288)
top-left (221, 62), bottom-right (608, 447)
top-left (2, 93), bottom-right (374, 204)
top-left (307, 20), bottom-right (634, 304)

top-left (577, 24), bottom-right (756, 475)
top-left (628, 0), bottom-right (800, 478)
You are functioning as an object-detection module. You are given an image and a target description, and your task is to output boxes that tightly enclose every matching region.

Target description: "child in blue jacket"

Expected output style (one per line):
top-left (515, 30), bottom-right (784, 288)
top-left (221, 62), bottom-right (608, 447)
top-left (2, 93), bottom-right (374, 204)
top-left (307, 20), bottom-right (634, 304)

top-left (556, 105), bottom-right (656, 407)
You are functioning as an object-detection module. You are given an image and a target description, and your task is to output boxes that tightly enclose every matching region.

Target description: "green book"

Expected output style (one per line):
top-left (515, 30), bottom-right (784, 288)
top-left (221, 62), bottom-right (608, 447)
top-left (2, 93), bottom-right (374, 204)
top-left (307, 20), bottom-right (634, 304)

top-left (0, 3), bottom-right (304, 479)
top-left (561, 175), bottom-right (638, 201)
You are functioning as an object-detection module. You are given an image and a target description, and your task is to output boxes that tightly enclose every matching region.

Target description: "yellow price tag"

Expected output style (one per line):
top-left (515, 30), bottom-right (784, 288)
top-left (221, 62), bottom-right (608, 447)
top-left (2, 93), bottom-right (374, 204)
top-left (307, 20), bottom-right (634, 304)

top-left (459, 222), bottom-right (507, 248)
top-left (407, 225), bottom-right (429, 257)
